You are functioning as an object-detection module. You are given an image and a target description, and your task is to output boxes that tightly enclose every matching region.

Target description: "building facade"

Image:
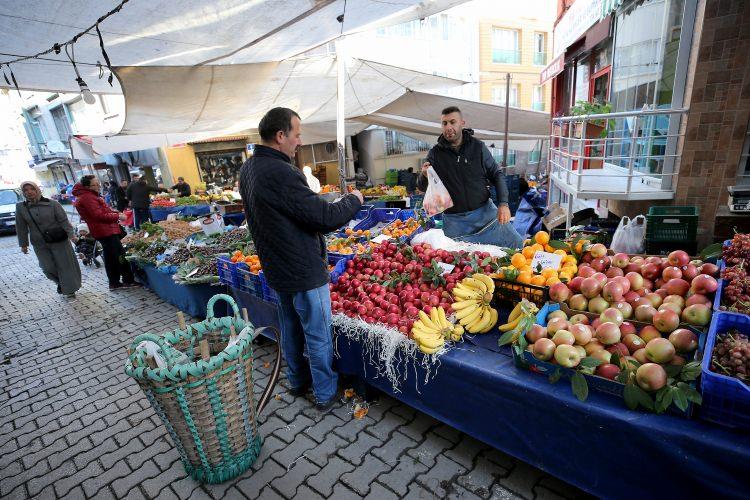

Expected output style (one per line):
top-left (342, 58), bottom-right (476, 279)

top-left (545, 0), bottom-right (750, 246)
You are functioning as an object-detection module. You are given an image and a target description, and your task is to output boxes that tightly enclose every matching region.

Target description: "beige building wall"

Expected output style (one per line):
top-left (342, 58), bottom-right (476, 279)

top-left (478, 17), bottom-right (553, 111)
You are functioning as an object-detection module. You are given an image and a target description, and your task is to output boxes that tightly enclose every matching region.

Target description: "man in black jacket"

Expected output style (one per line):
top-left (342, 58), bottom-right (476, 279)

top-left (240, 107), bottom-right (363, 411)
top-left (114, 180), bottom-right (128, 212)
top-left (171, 177), bottom-right (191, 197)
top-left (417, 106), bottom-right (524, 248)
top-left (126, 174), bottom-right (164, 230)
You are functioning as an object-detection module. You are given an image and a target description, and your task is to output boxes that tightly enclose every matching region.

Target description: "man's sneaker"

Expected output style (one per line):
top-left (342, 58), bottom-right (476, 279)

top-left (289, 384), bottom-right (311, 397)
top-left (109, 283), bottom-right (122, 290)
top-left (64, 293), bottom-right (76, 299)
top-left (120, 282), bottom-right (141, 288)
top-left (315, 398), bottom-right (336, 413)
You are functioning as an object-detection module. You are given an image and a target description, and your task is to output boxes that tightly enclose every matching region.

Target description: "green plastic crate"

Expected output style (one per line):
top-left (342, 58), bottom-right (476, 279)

top-left (645, 206), bottom-right (698, 242)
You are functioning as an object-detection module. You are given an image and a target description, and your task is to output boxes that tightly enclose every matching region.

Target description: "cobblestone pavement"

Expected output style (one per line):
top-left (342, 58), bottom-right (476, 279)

top-left (0, 234), bottom-right (591, 500)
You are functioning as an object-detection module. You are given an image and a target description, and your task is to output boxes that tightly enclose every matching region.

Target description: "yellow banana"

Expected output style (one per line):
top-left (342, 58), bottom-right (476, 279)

top-left (453, 324), bottom-right (465, 335)
top-left (419, 344), bottom-right (442, 355)
top-left (437, 307), bottom-right (449, 329)
top-left (499, 314), bottom-right (522, 332)
top-left (455, 302), bottom-right (481, 320)
top-left (430, 307), bottom-right (442, 328)
top-left (461, 277), bottom-right (487, 293)
top-left (450, 331), bottom-right (463, 342)
top-left (459, 303), bottom-right (484, 326)
top-left (451, 299), bottom-right (479, 311)
top-left (507, 302), bottom-right (522, 322)
top-left (452, 285), bottom-right (482, 301)
top-left (414, 332), bottom-right (445, 349)
top-left (467, 307), bottom-right (491, 333)
top-left (473, 273), bottom-right (495, 293)
top-left (480, 308), bottom-right (498, 334)
top-left (418, 310), bottom-right (439, 330)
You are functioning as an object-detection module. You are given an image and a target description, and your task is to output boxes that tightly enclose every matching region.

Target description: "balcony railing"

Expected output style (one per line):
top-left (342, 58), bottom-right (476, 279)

top-left (532, 102), bottom-right (545, 111)
top-left (548, 108), bottom-right (688, 203)
top-left (492, 49), bottom-right (521, 64)
top-left (533, 52), bottom-right (547, 66)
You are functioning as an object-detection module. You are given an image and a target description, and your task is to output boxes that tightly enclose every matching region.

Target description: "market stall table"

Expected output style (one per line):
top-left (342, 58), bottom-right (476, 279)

top-left (223, 212), bottom-right (245, 226)
top-left (231, 286), bottom-right (750, 499)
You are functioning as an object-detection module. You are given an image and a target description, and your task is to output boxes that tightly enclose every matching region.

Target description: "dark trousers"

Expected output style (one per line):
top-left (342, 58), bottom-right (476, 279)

top-left (133, 208), bottom-right (150, 230)
top-left (98, 234), bottom-right (134, 286)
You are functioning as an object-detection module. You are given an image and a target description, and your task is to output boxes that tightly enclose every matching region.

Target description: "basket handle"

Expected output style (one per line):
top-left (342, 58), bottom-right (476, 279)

top-left (206, 293), bottom-right (240, 319)
top-left (253, 326), bottom-right (282, 416)
top-left (128, 332), bottom-right (179, 366)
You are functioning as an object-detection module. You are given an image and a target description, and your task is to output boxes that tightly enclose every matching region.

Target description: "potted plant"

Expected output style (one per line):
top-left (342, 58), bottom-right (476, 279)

top-left (569, 100), bottom-right (613, 169)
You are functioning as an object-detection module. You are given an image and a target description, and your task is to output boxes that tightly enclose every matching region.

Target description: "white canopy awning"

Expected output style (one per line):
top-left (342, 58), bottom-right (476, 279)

top-left (0, 0), bottom-right (467, 94)
top-left (32, 159), bottom-right (65, 172)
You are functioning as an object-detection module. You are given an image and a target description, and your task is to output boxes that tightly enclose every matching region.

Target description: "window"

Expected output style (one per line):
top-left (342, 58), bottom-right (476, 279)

top-left (529, 148), bottom-right (541, 164)
top-left (533, 85), bottom-right (544, 111)
top-left (534, 33), bottom-right (547, 65)
top-left (376, 20), bottom-right (422, 38)
top-left (493, 85), bottom-right (519, 107)
top-left (489, 147), bottom-right (516, 166)
top-left (492, 28), bottom-right (520, 64)
top-left (574, 58), bottom-right (590, 104)
top-left (50, 105), bottom-right (73, 142)
top-left (737, 120), bottom-right (750, 185)
top-left (385, 131), bottom-right (430, 156)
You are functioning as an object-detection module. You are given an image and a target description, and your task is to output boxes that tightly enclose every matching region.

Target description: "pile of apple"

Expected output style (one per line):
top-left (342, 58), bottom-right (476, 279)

top-left (549, 245), bottom-right (720, 330)
top-left (526, 306), bottom-right (699, 392)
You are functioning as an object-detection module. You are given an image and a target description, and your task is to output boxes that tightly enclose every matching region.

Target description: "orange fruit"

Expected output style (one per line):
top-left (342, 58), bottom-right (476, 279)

top-left (544, 244), bottom-right (555, 253)
top-left (523, 239), bottom-right (531, 247)
top-left (559, 271), bottom-right (573, 281)
top-left (521, 265), bottom-right (533, 274)
top-left (522, 246), bottom-right (535, 260)
top-left (511, 253), bottom-right (527, 269)
top-left (541, 268), bottom-right (557, 279)
top-left (563, 255), bottom-right (578, 266)
top-left (554, 249), bottom-right (568, 258)
top-left (531, 275), bottom-right (546, 286)
top-left (534, 231), bottom-right (550, 245)
top-left (531, 243), bottom-right (545, 254)
top-left (546, 276), bottom-right (561, 286)
top-left (517, 271), bottom-right (532, 284)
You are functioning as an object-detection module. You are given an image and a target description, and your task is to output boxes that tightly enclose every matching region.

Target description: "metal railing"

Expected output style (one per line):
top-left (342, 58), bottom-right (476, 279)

top-left (492, 49), bottom-right (521, 64)
top-left (548, 107), bottom-right (688, 200)
top-left (533, 52), bottom-right (547, 66)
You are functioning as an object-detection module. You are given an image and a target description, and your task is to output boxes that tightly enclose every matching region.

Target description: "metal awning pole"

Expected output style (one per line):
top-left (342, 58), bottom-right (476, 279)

top-left (503, 73), bottom-right (511, 168)
top-left (336, 38), bottom-right (347, 193)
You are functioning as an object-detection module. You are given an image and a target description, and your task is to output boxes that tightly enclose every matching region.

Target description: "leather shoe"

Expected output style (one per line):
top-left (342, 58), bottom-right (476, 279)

top-left (289, 385), bottom-right (311, 397)
top-left (315, 398), bottom-right (336, 412)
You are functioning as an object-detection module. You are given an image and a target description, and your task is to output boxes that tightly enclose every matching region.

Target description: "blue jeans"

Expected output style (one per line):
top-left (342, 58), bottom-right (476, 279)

top-left (443, 199), bottom-right (524, 249)
top-left (275, 283), bottom-right (338, 403)
top-left (133, 208), bottom-right (150, 230)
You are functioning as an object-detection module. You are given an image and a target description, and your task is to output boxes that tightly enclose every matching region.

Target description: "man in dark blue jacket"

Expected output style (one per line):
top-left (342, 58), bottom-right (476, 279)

top-left (417, 106), bottom-right (524, 248)
top-left (240, 107), bottom-right (363, 411)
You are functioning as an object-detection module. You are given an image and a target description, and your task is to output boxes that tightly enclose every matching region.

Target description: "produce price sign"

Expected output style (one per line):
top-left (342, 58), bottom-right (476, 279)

top-left (531, 251), bottom-right (562, 272)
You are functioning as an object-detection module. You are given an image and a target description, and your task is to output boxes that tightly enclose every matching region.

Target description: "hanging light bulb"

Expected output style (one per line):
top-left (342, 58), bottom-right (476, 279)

top-left (76, 76), bottom-right (96, 105)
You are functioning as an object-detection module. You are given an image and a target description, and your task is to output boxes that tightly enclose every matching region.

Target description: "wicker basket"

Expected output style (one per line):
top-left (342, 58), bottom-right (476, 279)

top-left (125, 294), bottom-right (281, 483)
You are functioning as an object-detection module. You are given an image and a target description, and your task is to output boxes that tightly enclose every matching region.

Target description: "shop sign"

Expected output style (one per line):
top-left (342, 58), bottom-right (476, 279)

top-left (553, 0), bottom-right (603, 58)
top-left (540, 54), bottom-right (565, 84)
top-left (531, 251), bottom-right (563, 272)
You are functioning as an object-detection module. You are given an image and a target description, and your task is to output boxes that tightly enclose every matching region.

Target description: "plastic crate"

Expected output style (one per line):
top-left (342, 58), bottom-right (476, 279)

top-left (327, 252), bottom-right (355, 266)
top-left (384, 209), bottom-right (427, 243)
top-left (493, 278), bottom-right (549, 308)
top-left (352, 207), bottom-right (401, 236)
top-left (236, 266), bottom-right (263, 297)
top-left (216, 255), bottom-right (243, 288)
top-left (699, 312), bottom-right (750, 429)
top-left (259, 271), bottom-right (280, 305)
top-left (330, 259), bottom-right (348, 284)
top-left (645, 206), bottom-right (698, 242)
top-left (514, 302), bottom-right (698, 417)
top-left (644, 239), bottom-right (698, 256)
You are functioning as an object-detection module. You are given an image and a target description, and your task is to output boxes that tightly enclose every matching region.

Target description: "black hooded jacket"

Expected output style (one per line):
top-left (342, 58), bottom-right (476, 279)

top-left (417, 129), bottom-right (509, 214)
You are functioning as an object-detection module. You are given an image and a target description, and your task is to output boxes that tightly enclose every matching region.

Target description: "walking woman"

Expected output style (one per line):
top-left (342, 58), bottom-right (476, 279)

top-left (73, 175), bottom-right (138, 290)
top-left (15, 181), bottom-right (81, 298)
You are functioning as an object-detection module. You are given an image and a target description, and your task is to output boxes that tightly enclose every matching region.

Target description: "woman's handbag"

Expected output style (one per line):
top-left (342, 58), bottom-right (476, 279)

top-left (25, 202), bottom-right (69, 243)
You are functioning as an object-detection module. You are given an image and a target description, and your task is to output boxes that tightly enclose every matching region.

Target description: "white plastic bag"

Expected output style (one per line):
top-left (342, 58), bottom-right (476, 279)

top-left (201, 214), bottom-right (225, 235)
top-left (303, 166), bottom-right (321, 193)
top-left (423, 167), bottom-right (453, 216)
top-left (610, 215), bottom-right (646, 254)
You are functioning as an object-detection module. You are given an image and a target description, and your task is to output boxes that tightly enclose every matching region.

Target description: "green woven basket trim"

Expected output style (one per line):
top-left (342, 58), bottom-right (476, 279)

top-left (235, 357), bottom-right (256, 445)
top-left (206, 378), bottom-right (233, 463)
top-left (185, 434), bottom-right (262, 484)
top-left (143, 388), bottom-right (191, 468)
top-left (175, 386), bottom-right (212, 471)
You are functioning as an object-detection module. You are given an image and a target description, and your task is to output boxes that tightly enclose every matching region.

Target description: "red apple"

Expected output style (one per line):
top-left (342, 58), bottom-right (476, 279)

top-left (605, 267), bottom-right (624, 278)
top-left (639, 325), bottom-right (662, 343)
top-left (569, 294), bottom-right (588, 311)
top-left (569, 313), bottom-right (590, 325)
top-left (591, 349), bottom-right (612, 364)
top-left (591, 318), bottom-right (602, 330)
top-left (620, 321), bottom-right (637, 336)
top-left (580, 277), bottom-right (602, 299)
top-left (642, 278), bottom-right (654, 291)
top-left (554, 344), bottom-right (581, 367)
top-left (584, 340), bottom-right (605, 355)
top-left (641, 263), bottom-right (661, 280)
top-left (596, 363), bottom-right (621, 380)
top-left (578, 266), bottom-right (596, 278)
top-left (654, 288), bottom-right (669, 299)
top-left (633, 348), bottom-right (650, 364)
top-left (606, 342), bottom-right (630, 357)
top-left (655, 278), bottom-right (666, 290)
top-left (588, 296), bottom-right (609, 314)
top-left (699, 263), bottom-right (720, 278)
top-left (570, 323), bottom-right (593, 345)
top-left (613, 301), bottom-right (633, 319)
top-left (612, 253), bottom-right (630, 269)
top-left (682, 264), bottom-right (699, 281)
top-left (658, 302), bottom-right (683, 315)
top-left (681, 303), bottom-right (712, 326)
top-left (526, 324), bottom-right (548, 343)
top-left (548, 310), bottom-right (569, 321)
top-left (653, 309), bottom-right (680, 333)
top-left (568, 276), bottom-right (585, 293)
top-left (552, 330), bottom-right (576, 346)
top-left (662, 266), bottom-right (683, 281)
top-left (549, 282), bottom-right (572, 303)
top-left (663, 295), bottom-right (686, 308)
top-left (646, 292), bottom-right (663, 308)
top-left (636, 363), bottom-right (668, 392)
top-left (602, 281), bottom-right (624, 302)
top-left (574, 345), bottom-right (587, 359)
top-left (623, 333), bottom-right (647, 354)
top-left (596, 322), bottom-right (621, 345)
top-left (600, 307), bottom-right (624, 326)
top-left (645, 337), bottom-right (676, 363)
top-left (533, 338), bottom-right (556, 361)
top-left (591, 257), bottom-right (611, 273)
top-left (668, 328), bottom-right (698, 353)
top-left (590, 243), bottom-right (607, 258)
top-left (685, 293), bottom-right (711, 307)
top-left (613, 276), bottom-right (631, 294)
top-left (624, 290), bottom-right (641, 305)
top-left (592, 272), bottom-right (609, 286)
top-left (625, 262), bottom-right (643, 274)
top-left (547, 317), bottom-right (570, 335)
top-left (665, 278), bottom-right (691, 297)
top-left (670, 354), bottom-right (687, 366)
top-left (634, 304), bottom-right (657, 323)
top-left (690, 274), bottom-right (718, 295)
top-left (668, 250), bottom-right (690, 268)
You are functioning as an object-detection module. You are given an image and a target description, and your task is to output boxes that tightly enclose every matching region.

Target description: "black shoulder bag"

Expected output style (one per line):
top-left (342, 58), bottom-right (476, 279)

top-left (25, 202), bottom-right (69, 244)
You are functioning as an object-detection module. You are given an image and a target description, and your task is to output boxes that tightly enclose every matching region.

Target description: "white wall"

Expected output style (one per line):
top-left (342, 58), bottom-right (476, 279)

top-left (357, 129), bottom-right (427, 185)
top-left (0, 90), bottom-right (34, 186)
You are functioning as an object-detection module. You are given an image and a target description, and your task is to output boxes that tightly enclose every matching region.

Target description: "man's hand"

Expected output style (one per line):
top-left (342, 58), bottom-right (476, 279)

top-left (118, 213), bottom-right (127, 221)
top-left (421, 161), bottom-right (431, 175)
top-left (351, 189), bottom-right (364, 204)
top-left (21, 246), bottom-right (28, 254)
top-left (497, 204), bottom-right (511, 225)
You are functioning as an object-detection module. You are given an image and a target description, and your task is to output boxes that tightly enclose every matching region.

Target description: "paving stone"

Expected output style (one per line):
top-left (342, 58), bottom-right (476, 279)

top-left (407, 432), bottom-right (453, 467)
top-left (490, 483), bottom-right (522, 500)
top-left (80, 459), bottom-right (133, 498)
top-left (257, 486), bottom-right (285, 500)
top-left (416, 454), bottom-right (467, 497)
top-left (337, 429), bottom-right (384, 465)
top-left (268, 457), bottom-right (320, 498)
top-left (329, 483), bottom-right (361, 500)
top-left (53, 460), bottom-right (104, 498)
top-left (448, 484), bottom-right (488, 500)
top-left (295, 484), bottom-right (326, 500)
top-left (365, 481), bottom-right (401, 500)
top-left (403, 481), bottom-right (435, 499)
top-left (400, 412), bottom-right (439, 442)
top-left (304, 413), bottom-right (345, 443)
top-left (340, 454), bottom-right (390, 496)
top-left (270, 432), bottom-right (318, 468)
top-left (496, 461), bottom-right (546, 500)
top-left (303, 433), bottom-right (349, 468)
top-left (141, 459), bottom-right (189, 498)
top-left (110, 459), bottom-right (161, 498)
top-left (433, 423), bottom-right (464, 444)
top-left (306, 456), bottom-right (356, 497)
top-left (235, 459), bottom-right (286, 499)
top-left (251, 435), bottom-right (287, 470)
top-left (372, 431), bottom-right (418, 466)
top-left (537, 475), bottom-right (592, 499)
top-left (457, 456), bottom-right (505, 497)
top-left (446, 435), bottom-right (492, 469)
top-left (365, 410), bottom-right (408, 440)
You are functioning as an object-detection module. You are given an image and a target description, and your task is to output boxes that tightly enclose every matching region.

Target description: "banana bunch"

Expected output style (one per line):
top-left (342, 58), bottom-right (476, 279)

top-left (411, 307), bottom-right (464, 354)
top-left (498, 299), bottom-right (539, 346)
top-left (451, 274), bottom-right (498, 334)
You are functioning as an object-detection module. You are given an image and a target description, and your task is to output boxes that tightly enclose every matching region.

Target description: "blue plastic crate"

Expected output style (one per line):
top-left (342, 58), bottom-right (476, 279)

top-left (216, 255), bottom-right (243, 288)
top-left (512, 302), bottom-right (700, 417)
top-left (352, 208), bottom-right (400, 236)
top-left (700, 312), bottom-right (750, 429)
top-left (259, 271), bottom-right (280, 304)
top-left (330, 259), bottom-right (348, 284)
top-left (327, 252), bottom-right (355, 266)
top-left (335, 205), bottom-right (374, 236)
top-left (237, 265), bottom-right (263, 297)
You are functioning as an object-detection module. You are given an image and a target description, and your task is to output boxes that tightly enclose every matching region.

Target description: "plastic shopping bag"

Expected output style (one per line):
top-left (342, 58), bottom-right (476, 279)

top-left (423, 167), bottom-right (453, 216)
top-left (610, 215), bottom-right (646, 254)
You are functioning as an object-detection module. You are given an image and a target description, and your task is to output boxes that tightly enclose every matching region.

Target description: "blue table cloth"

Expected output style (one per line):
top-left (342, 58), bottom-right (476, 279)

top-left (149, 206), bottom-right (182, 222)
top-left (181, 204), bottom-right (211, 217)
top-left (229, 287), bottom-right (750, 499)
top-left (139, 264), bottom-right (229, 318)
top-left (223, 212), bottom-right (245, 226)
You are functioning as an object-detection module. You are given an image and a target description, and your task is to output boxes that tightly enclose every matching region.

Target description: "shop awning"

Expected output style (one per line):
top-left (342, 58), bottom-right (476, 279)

top-left (32, 159), bottom-right (65, 172)
top-left (0, 0), bottom-right (468, 94)
top-left (70, 136), bottom-right (104, 165)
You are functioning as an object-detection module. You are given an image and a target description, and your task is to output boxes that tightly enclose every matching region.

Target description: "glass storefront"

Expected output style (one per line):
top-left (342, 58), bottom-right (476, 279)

top-left (197, 151), bottom-right (246, 189)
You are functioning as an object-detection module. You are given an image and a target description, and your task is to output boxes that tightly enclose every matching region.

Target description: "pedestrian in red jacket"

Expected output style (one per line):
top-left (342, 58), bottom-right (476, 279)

top-left (73, 176), bottom-right (139, 290)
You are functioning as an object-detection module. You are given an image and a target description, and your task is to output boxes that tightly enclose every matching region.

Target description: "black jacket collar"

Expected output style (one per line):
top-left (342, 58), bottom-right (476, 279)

top-left (254, 144), bottom-right (292, 164)
top-left (436, 128), bottom-right (476, 152)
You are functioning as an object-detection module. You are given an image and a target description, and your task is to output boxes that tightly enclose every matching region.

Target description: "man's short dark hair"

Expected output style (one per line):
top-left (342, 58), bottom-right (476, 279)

top-left (441, 106), bottom-right (461, 116)
top-left (258, 107), bottom-right (301, 142)
top-left (178, 177), bottom-right (184, 182)
top-left (80, 175), bottom-right (95, 187)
